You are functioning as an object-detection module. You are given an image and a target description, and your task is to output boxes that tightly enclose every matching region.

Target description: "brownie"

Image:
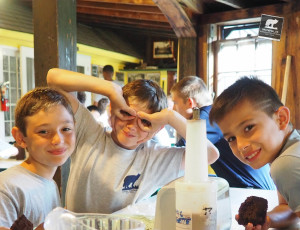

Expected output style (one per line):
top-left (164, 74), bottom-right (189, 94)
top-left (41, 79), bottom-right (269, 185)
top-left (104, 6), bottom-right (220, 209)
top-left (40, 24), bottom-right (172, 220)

top-left (10, 215), bottom-right (33, 230)
top-left (238, 196), bottom-right (268, 226)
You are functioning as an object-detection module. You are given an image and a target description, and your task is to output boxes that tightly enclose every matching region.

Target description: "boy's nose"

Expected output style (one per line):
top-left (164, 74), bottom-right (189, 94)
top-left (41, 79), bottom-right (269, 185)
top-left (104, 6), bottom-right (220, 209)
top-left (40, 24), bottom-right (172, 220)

top-left (52, 132), bottom-right (63, 144)
top-left (127, 117), bottom-right (138, 130)
top-left (236, 137), bottom-right (250, 154)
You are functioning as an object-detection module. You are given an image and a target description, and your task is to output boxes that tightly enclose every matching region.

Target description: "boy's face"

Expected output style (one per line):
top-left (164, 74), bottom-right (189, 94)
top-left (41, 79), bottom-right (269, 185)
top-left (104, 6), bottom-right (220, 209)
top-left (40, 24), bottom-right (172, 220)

top-left (217, 100), bottom-right (287, 169)
top-left (171, 92), bottom-right (193, 119)
top-left (111, 97), bottom-right (153, 150)
top-left (16, 104), bottom-right (75, 170)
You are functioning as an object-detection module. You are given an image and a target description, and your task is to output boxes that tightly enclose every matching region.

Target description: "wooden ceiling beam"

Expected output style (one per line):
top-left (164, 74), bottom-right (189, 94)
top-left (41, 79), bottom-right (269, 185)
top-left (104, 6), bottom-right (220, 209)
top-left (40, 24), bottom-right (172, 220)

top-left (78, 14), bottom-right (172, 30)
top-left (77, 1), bottom-right (161, 13)
top-left (178, 0), bottom-right (204, 13)
top-left (198, 2), bottom-right (290, 25)
top-left (78, 0), bottom-right (156, 5)
top-left (153, 0), bottom-right (197, 37)
top-left (214, 0), bottom-right (244, 9)
top-left (77, 6), bottom-right (168, 22)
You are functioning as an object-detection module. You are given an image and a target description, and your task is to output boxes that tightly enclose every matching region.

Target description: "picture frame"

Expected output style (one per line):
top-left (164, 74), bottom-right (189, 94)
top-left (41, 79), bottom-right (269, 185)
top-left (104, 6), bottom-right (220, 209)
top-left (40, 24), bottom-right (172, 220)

top-left (153, 41), bottom-right (174, 59)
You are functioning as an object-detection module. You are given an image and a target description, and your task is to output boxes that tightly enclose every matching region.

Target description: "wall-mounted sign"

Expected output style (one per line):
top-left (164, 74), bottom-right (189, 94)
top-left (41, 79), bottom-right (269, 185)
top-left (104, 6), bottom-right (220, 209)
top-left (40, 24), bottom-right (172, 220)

top-left (258, 14), bottom-right (284, 41)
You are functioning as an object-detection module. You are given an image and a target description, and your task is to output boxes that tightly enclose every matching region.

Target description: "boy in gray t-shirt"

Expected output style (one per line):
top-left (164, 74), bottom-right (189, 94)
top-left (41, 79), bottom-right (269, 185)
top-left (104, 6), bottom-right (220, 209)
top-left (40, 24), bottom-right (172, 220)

top-left (47, 68), bottom-right (219, 214)
top-left (0, 88), bottom-right (76, 228)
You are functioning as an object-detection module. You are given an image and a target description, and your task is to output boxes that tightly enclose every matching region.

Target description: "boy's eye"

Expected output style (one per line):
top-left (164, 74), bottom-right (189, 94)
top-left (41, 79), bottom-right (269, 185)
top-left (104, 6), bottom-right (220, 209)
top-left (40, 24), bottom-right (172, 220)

top-left (62, 127), bottom-right (72, 132)
top-left (141, 119), bottom-right (151, 127)
top-left (245, 125), bottom-right (254, 132)
top-left (120, 110), bottom-right (131, 117)
top-left (38, 130), bottom-right (48, 134)
top-left (227, 136), bottom-right (236, 143)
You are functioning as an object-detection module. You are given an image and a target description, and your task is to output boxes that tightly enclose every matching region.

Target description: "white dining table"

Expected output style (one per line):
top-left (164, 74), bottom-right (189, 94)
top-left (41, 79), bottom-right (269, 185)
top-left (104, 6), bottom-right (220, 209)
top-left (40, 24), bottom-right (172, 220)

top-left (115, 187), bottom-right (300, 230)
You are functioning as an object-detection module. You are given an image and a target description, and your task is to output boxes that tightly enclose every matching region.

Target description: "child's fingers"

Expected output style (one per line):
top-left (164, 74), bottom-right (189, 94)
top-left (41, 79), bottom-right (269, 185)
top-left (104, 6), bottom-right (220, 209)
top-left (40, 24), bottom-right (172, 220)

top-left (137, 118), bottom-right (152, 132)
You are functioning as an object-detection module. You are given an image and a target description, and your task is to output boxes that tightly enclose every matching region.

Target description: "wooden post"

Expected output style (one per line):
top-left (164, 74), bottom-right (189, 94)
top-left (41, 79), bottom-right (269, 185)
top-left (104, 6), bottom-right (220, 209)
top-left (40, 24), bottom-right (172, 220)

top-left (33, 0), bottom-right (77, 86)
top-left (32, 0), bottom-right (77, 205)
top-left (178, 37), bottom-right (197, 80)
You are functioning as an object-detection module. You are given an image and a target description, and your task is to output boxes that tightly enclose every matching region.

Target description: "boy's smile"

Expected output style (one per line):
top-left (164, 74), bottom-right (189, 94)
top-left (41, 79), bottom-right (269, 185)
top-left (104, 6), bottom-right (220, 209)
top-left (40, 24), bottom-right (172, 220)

top-left (218, 100), bottom-right (288, 169)
top-left (111, 98), bottom-right (152, 150)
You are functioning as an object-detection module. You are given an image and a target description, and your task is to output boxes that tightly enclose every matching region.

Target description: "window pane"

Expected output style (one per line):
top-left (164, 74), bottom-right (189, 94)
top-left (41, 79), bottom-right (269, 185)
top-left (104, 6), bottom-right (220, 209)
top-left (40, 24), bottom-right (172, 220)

top-left (219, 44), bottom-right (237, 72)
top-left (236, 41), bottom-right (255, 71)
top-left (255, 40), bottom-right (272, 70)
top-left (10, 72), bottom-right (17, 88)
top-left (3, 72), bottom-right (9, 82)
top-left (10, 56), bottom-right (16, 71)
top-left (3, 56), bottom-right (8, 71)
top-left (26, 57), bottom-right (35, 91)
top-left (5, 122), bottom-right (11, 136)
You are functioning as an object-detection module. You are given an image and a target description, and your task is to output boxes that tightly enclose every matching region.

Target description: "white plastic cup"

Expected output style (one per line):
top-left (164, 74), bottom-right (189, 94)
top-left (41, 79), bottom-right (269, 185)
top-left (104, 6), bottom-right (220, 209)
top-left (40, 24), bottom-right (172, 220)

top-left (175, 180), bottom-right (217, 230)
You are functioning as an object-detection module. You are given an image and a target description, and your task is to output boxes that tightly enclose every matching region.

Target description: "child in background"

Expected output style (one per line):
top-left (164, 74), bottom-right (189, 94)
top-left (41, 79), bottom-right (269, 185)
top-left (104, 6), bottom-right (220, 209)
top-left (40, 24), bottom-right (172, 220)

top-left (209, 77), bottom-right (300, 229)
top-left (47, 68), bottom-right (219, 214)
top-left (0, 88), bottom-right (76, 228)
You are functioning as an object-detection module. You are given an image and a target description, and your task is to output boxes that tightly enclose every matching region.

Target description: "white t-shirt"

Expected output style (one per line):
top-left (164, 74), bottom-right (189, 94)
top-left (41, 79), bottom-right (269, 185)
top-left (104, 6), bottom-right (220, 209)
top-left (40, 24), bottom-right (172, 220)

top-left (0, 165), bottom-right (60, 227)
top-left (65, 103), bottom-right (184, 214)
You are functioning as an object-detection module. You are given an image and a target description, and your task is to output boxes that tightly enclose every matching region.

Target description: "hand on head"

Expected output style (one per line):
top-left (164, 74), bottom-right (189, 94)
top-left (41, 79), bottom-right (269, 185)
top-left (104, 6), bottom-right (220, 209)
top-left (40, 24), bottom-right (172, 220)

top-left (109, 84), bottom-right (136, 120)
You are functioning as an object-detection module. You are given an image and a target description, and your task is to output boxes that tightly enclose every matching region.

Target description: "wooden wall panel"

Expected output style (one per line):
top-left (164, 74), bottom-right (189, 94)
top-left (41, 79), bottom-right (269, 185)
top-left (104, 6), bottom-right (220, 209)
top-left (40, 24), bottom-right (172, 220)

top-left (272, 1), bottom-right (300, 129)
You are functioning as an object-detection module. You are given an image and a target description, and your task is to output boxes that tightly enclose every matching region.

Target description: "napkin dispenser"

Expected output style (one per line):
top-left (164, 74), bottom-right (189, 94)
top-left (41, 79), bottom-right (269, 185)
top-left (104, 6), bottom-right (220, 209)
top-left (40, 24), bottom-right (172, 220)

top-left (153, 176), bottom-right (231, 230)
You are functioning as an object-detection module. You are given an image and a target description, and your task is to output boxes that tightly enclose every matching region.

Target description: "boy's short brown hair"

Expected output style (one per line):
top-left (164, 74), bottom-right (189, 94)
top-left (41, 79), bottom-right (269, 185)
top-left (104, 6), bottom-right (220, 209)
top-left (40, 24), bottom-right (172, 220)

top-left (122, 79), bottom-right (167, 113)
top-left (15, 87), bottom-right (74, 136)
top-left (209, 76), bottom-right (283, 124)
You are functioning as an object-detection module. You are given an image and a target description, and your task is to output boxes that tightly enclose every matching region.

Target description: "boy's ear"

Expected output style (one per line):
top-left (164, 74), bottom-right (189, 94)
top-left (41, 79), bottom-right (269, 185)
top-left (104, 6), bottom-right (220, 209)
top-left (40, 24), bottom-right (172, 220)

top-left (187, 97), bottom-right (196, 108)
top-left (276, 106), bottom-right (290, 130)
top-left (11, 127), bottom-right (27, 149)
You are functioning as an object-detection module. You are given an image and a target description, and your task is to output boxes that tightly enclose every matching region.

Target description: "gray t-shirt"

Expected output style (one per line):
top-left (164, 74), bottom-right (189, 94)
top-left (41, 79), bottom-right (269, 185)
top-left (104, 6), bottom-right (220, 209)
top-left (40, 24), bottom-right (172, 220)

top-left (271, 129), bottom-right (300, 212)
top-left (0, 165), bottom-right (60, 227)
top-left (65, 103), bottom-right (184, 214)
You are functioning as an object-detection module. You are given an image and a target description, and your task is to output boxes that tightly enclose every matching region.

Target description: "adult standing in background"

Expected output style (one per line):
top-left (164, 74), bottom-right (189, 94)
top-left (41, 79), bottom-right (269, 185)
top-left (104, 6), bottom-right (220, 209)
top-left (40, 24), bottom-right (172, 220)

top-left (93, 65), bottom-right (124, 105)
top-left (102, 65), bottom-right (114, 81)
top-left (170, 76), bottom-right (276, 189)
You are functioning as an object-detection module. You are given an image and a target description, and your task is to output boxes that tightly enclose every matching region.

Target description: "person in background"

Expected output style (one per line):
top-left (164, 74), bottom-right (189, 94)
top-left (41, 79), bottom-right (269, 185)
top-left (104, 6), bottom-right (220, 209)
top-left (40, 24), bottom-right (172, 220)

top-left (171, 76), bottom-right (276, 190)
top-left (77, 91), bottom-right (86, 104)
top-left (102, 65), bottom-right (114, 81)
top-left (97, 97), bottom-right (111, 129)
top-left (0, 87), bottom-right (76, 228)
top-left (47, 68), bottom-right (219, 214)
top-left (93, 65), bottom-right (123, 106)
top-left (210, 77), bottom-right (300, 229)
top-left (87, 105), bottom-right (102, 123)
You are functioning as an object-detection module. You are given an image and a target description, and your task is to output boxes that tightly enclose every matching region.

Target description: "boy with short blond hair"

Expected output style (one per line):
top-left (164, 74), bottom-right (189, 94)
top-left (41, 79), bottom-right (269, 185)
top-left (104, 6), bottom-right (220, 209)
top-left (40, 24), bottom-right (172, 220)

top-left (47, 68), bottom-right (219, 214)
top-left (210, 76), bottom-right (300, 229)
top-left (0, 87), bottom-right (76, 228)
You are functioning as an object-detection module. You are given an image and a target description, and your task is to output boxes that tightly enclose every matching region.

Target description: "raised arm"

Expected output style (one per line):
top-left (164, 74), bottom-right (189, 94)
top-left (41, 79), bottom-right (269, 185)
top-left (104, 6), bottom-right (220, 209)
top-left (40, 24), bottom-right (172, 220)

top-left (137, 108), bottom-right (219, 165)
top-left (47, 68), bottom-right (135, 118)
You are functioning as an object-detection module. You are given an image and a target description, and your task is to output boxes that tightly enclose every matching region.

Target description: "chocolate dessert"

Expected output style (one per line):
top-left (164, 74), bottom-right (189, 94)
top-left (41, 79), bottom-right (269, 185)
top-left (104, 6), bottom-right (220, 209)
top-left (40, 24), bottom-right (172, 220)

top-left (238, 196), bottom-right (268, 226)
top-left (10, 215), bottom-right (33, 230)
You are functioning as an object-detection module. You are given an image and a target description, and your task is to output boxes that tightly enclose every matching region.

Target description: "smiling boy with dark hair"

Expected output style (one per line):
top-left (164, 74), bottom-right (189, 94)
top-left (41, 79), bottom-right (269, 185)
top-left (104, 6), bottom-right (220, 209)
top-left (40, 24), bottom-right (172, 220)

top-left (0, 87), bottom-right (76, 228)
top-left (210, 76), bottom-right (300, 229)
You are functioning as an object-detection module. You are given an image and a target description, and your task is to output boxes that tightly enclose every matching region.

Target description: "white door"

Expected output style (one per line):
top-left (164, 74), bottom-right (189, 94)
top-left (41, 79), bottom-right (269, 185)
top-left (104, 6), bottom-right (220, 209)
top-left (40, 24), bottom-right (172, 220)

top-left (20, 46), bottom-right (34, 96)
top-left (77, 53), bottom-right (91, 106)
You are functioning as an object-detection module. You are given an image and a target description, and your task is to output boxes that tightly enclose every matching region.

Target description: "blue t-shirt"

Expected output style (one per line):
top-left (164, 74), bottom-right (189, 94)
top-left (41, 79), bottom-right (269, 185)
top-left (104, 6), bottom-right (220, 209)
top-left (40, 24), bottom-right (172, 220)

top-left (176, 105), bottom-right (276, 190)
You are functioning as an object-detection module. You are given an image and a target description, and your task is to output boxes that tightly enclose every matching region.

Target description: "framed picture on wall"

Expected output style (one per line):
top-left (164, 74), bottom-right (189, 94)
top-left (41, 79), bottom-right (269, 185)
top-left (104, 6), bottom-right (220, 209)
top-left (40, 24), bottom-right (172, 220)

top-left (153, 41), bottom-right (174, 59)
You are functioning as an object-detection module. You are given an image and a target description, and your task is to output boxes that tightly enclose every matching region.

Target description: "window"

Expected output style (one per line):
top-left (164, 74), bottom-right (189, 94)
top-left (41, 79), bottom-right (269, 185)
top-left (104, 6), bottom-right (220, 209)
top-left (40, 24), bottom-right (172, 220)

top-left (213, 23), bottom-right (272, 96)
top-left (2, 48), bottom-right (20, 142)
